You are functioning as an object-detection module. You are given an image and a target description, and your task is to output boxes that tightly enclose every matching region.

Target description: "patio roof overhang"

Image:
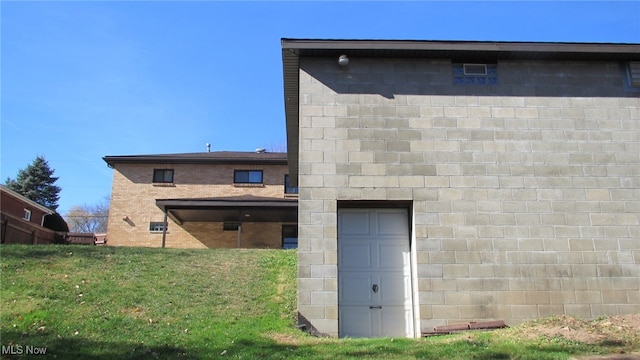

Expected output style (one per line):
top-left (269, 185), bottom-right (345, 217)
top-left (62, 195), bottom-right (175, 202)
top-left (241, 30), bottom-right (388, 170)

top-left (155, 195), bottom-right (298, 225)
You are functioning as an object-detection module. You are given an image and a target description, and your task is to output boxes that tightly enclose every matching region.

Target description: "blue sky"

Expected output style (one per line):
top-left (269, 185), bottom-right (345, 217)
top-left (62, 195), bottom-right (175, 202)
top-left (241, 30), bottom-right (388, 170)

top-left (1, 1), bottom-right (639, 217)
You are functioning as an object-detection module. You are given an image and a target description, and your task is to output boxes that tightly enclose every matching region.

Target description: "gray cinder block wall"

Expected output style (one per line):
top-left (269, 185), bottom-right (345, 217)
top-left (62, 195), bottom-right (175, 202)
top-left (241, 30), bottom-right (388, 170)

top-left (294, 53), bottom-right (640, 336)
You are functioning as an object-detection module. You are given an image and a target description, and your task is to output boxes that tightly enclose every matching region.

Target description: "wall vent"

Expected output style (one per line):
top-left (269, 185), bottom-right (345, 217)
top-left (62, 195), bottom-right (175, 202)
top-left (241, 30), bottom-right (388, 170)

top-left (453, 63), bottom-right (497, 85)
top-left (463, 64), bottom-right (488, 76)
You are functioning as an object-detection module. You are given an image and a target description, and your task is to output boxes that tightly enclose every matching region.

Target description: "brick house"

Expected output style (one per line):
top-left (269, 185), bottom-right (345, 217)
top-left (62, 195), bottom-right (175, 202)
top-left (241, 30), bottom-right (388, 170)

top-left (282, 39), bottom-right (640, 337)
top-left (1, 184), bottom-right (56, 244)
top-left (103, 151), bottom-right (298, 249)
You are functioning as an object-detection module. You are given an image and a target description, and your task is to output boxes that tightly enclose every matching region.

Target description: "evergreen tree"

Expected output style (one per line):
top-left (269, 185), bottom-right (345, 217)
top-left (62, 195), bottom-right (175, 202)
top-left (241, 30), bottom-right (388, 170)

top-left (4, 156), bottom-right (62, 211)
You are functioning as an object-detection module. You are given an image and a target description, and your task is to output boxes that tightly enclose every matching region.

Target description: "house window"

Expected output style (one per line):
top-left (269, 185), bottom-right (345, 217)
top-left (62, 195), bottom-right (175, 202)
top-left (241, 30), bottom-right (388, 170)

top-left (284, 175), bottom-right (298, 194)
top-left (453, 63), bottom-right (497, 85)
top-left (149, 222), bottom-right (167, 232)
top-left (234, 170), bottom-right (263, 184)
top-left (153, 169), bottom-right (174, 183)
top-left (23, 209), bottom-right (31, 222)
top-left (282, 225), bottom-right (298, 249)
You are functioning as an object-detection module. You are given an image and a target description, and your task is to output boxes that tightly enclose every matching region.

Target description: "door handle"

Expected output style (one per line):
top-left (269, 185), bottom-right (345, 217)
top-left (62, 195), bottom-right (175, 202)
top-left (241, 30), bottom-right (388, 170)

top-left (372, 284), bottom-right (379, 293)
top-left (369, 305), bottom-right (382, 309)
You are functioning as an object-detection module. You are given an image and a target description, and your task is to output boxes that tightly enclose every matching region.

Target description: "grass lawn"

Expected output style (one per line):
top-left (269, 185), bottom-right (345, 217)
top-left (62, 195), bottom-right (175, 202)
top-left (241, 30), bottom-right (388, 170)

top-left (1, 245), bottom-right (638, 359)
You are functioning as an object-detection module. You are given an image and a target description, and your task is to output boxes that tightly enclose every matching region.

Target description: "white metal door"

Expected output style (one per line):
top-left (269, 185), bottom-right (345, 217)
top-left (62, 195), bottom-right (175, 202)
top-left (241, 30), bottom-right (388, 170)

top-left (338, 208), bottom-right (413, 338)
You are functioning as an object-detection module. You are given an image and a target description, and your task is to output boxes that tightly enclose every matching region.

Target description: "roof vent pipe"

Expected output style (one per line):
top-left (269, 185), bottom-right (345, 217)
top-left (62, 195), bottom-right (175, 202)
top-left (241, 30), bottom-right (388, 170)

top-left (255, 148), bottom-right (266, 153)
top-left (206, 143), bottom-right (211, 153)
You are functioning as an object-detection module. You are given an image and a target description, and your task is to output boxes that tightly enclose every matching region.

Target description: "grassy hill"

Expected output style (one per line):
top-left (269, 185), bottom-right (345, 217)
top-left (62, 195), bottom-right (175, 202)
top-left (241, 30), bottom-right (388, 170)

top-left (1, 245), bottom-right (638, 359)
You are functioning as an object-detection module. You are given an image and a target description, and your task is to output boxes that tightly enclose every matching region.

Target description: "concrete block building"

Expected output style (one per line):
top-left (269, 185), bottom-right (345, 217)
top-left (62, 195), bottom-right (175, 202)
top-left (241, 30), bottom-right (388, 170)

top-left (282, 39), bottom-right (640, 337)
top-left (103, 151), bottom-right (298, 249)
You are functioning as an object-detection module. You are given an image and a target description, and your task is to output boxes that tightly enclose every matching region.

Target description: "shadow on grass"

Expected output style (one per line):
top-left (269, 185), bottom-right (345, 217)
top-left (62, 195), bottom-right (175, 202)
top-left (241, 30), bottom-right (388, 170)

top-left (0, 245), bottom-right (69, 259)
top-left (0, 244), bottom-right (201, 261)
top-left (1, 331), bottom-right (191, 360)
top-left (2, 332), bottom-right (319, 360)
top-left (1, 330), bottom-right (618, 360)
top-left (220, 337), bottom-right (413, 359)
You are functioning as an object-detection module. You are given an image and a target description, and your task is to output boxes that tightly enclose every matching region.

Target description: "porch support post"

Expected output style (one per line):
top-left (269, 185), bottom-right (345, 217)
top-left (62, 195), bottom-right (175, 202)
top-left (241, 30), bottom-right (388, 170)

top-left (161, 210), bottom-right (168, 248)
top-left (237, 210), bottom-right (242, 248)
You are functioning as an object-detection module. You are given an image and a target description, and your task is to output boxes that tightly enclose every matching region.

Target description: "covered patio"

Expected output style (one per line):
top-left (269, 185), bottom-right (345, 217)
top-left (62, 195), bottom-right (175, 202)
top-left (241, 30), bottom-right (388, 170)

top-left (155, 195), bottom-right (298, 248)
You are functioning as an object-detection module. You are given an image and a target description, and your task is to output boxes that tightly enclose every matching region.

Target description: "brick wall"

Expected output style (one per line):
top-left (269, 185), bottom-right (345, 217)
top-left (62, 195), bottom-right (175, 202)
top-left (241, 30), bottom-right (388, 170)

top-left (107, 162), bottom-right (292, 248)
top-left (1, 189), bottom-right (50, 227)
top-left (296, 57), bottom-right (640, 336)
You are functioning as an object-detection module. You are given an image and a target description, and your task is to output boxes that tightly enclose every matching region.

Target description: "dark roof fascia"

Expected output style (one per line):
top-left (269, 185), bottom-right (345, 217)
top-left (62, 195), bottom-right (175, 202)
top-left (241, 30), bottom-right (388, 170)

top-left (103, 152), bottom-right (288, 167)
top-left (282, 39), bottom-right (640, 61)
top-left (156, 196), bottom-right (298, 212)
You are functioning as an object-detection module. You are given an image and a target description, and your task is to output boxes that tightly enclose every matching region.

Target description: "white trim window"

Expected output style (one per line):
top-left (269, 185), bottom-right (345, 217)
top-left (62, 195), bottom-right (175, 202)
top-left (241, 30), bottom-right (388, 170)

top-left (23, 209), bottom-right (32, 222)
top-left (149, 222), bottom-right (167, 233)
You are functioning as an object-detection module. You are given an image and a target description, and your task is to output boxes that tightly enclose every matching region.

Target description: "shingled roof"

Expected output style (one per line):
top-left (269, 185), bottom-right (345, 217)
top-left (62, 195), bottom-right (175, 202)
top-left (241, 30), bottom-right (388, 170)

top-left (103, 151), bottom-right (288, 167)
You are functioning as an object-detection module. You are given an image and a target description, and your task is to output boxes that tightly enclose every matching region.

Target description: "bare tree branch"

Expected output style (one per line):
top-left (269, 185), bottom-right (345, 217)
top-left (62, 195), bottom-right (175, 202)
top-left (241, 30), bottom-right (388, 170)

top-left (65, 197), bottom-right (109, 233)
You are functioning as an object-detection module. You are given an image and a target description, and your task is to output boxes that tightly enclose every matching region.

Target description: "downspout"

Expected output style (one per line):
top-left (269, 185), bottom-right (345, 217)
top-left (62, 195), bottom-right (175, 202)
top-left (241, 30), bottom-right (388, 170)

top-left (161, 210), bottom-right (168, 248)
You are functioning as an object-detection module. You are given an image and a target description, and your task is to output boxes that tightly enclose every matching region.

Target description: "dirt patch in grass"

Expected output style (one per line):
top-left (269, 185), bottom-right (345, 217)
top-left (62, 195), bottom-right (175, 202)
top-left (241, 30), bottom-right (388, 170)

top-left (120, 306), bottom-right (147, 318)
top-left (267, 314), bottom-right (640, 358)
top-left (509, 314), bottom-right (640, 346)
top-left (268, 332), bottom-right (305, 345)
top-left (574, 353), bottom-right (640, 360)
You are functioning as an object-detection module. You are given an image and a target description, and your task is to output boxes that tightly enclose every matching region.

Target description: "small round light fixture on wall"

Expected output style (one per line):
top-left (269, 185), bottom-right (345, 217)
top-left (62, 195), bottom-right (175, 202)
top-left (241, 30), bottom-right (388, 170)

top-left (338, 54), bottom-right (349, 66)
